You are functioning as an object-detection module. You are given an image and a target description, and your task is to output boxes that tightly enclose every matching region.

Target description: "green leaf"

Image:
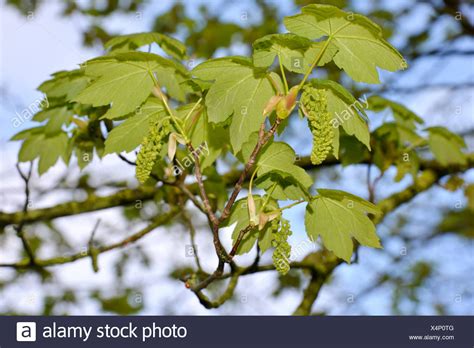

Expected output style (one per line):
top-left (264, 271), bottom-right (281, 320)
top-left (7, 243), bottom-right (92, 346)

top-left (75, 53), bottom-right (188, 119)
top-left (394, 150), bottom-right (420, 182)
top-left (372, 122), bottom-right (423, 175)
top-left (33, 107), bottom-right (73, 136)
top-left (104, 98), bottom-right (167, 154)
top-left (19, 132), bottom-right (69, 175)
top-left (257, 143), bottom-right (313, 188)
top-left (375, 123), bottom-right (423, 148)
top-left (192, 57), bottom-right (281, 152)
top-left (39, 69), bottom-right (90, 101)
top-left (203, 167), bottom-right (228, 211)
top-left (305, 189), bottom-right (381, 262)
top-left (242, 139), bottom-right (313, 191)
top-left (284, 4), bottom-right (405, 83)
top-left (255, 170), bottom-right (309, 200)
top-left (368, 95), bottom-right (424, 129)
top-left (176, 104), bottom-right (229, 170)
top-left (104, 32), bottom-right (187, 60)
top-left (176, 103), bottom-right (206, 148)
top-left (339, 135), bottom-right (368, 166)
top-left (10, 126), bottom-right (44, 141)
top-left (305, 79), bottom-right (371, 152)
top-left (427, 127), bottom-right (467, 166)
top-left (252, 33), bottom-right (337, 73)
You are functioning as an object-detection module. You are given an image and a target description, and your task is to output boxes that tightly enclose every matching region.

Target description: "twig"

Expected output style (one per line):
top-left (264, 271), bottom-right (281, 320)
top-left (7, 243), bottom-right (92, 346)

top-left (0, 208), bottom-right (179, 269)
top-left (14, 163), bottom-right (37, 266)
top-left (172, 182), bottom-right (206, 214)
top-left (87, 219), bottom-right (101, 273)
top-left (117, 153), bottom-right (136, 166)
top-left (220, 119), bottom-right (281, 223)
top-left (229, 225), bottom-right (254, 258)
top-left (193, 273), bottom-right (240, 309)
top-left (186, 142), bottom-right (219, 227)
top-left (367, 164), bottom-right (383, 203)
top-left (181, 209), bottom-right (202, 272)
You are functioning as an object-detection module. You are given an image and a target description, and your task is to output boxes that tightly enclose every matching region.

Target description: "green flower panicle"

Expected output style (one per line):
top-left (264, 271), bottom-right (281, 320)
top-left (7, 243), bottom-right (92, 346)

top-left (136, 118), bottom-right (170, 183)
top-left (272, 218), bottom-right (292, 275)
top-left (301, 87), bottom-right (333, 165)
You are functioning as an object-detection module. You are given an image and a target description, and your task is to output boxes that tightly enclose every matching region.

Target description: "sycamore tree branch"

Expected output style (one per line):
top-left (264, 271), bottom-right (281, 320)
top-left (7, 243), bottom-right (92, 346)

top-left (171, 181), bottom-right (206, 214)
top-left (151, 80), bottom-right (227, 267)
top-left (190, 118), bottom-right (284, 292)
top-left (14, 163), bottom-right (37, 267)
top-left (115, 149), bottom-right (207, 215)
top-left (0, 207), bottom-right (179, 269)
top-left (220, 119), bottom-right (282, 223)
top-left (0, 186), bottom-right (159, 227)
top-left (186, 142), bottom-right (230, 268)
top-left (181, 209), bottom-right (203, 272)
top-left (194, 273), bottom-right (240, 309)
top-left (186, 143), bottom-right (219, 227)
top-left (191, 164), bottom-right (465, 311)
top-left (293, 270), bottom-right (331, 316)
top-left (229, 225), bottom-right (254, 258)
top-left (0, 164), bottom-right (464, 311)
top-left (2, 153), bottom-right (472, 229)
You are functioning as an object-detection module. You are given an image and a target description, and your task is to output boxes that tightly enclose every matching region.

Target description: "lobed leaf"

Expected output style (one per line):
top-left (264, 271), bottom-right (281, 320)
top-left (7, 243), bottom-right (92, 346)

top-left (305, 189), bottom-right (382, 262)
top-left (192, 57), bottom-right (281, 152)
top-left (104, 32), bottom-right (187, 60)
top-left (284, 4), bottom-right (405, 84)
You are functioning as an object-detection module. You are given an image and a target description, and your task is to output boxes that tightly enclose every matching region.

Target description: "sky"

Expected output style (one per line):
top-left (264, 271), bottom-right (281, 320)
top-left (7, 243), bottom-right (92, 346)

top-left (0, 0), bottom-right (473, 315)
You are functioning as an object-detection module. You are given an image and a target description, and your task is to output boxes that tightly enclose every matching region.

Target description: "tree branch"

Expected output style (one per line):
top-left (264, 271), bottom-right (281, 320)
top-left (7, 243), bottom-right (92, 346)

top-left (0, 207), bottom-right (179, 269)
top-left (220, 119), bottom-right (281, 223)
top-left (14, 163), bottom-right (37, 266)
top-left (2, 153), bottom-right (472, 228)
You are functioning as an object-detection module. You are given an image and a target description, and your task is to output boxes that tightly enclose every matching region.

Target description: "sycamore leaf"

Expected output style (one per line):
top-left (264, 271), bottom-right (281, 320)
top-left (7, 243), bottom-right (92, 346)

top-left (223, 196), bottom-right (279, 255)
top-left (427, 127), bottom-right (467, 166)
top-left (192, 56), bottom-right (281, 153)
top-left (18, 132), bottom-right (69, 175)
top-left (176, 103), bottom-right (205, 148)
top-left (375, 122), bottom-right (423, 147)
top-left (255, 170), bottom-right (309, 200)
top-left (200, 123), bottom-right (228, 170)
top-left (104, 98), bottom-right (166, 154)
top-left (368, 95), bottom-right (424, 129)
top-left (75, 52), bottom-right (188, 119)
top-left (175, 103), bottom-right (229, 170)
top-left (10, 127), bottom-right (44, 141)
top-left (38, 69), bottom-right (90, 101)
top-left (305, 189), bottom-right (381, 262)
top-left (284, 4), bottom-right (405, 84)
top-left (252, 33), bottom-right (337, 73)
top-left (104, 32), bottom-right (187, 60)
top-left (305, 79), bottom-right (371, 154)
top-left (339, 135), bottom-right (368, 166)
top-left (33, 106), bottom-right (73, 136)
top-left (241, 139), bottom-right (313, 194)
top-left (372, 122), bottom-right (423, 175)
top-left (256, 142), bottom-right (313, 189)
